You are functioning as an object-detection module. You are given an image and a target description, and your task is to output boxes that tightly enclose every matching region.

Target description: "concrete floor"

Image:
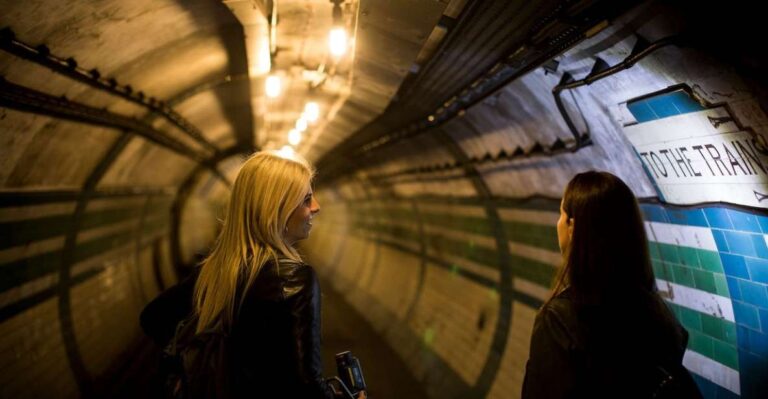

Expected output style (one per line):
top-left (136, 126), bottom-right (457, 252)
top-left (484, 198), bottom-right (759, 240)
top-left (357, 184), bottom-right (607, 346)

top-left (320, 281), bottom-right (428, 399)
top-left (110, 278), bottom-right (427, 398)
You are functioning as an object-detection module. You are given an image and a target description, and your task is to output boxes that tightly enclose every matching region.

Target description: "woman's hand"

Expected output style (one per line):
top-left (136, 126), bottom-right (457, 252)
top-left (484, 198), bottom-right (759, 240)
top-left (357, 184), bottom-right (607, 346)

top-left (357, 391), bottom-right (367, 399)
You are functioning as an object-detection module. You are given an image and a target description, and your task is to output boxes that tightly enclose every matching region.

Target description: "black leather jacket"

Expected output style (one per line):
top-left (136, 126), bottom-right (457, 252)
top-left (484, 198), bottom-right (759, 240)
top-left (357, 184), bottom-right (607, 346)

top-left (522, 289), bottom-right (695, 399)
top-left (140, 258), bottom-right (334, 399)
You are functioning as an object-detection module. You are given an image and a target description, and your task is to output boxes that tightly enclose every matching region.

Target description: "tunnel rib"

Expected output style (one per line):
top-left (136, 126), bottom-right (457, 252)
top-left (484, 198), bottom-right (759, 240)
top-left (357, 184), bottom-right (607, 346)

top-left (316, 0), bottom-right (644, 184)
top-left (0, 77), bottom-right (211, 164)
top-left (0, 28), bottom-right (220, 154)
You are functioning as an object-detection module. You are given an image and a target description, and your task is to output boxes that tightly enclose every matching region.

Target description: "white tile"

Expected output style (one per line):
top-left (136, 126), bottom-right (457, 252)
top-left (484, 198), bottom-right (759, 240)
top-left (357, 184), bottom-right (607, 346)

top-left (683, 349), bottom-right (740, 395)
top-left (657, 279), bottom-right (734, 322)
top-left (646, 221), bottom-right (717, 251)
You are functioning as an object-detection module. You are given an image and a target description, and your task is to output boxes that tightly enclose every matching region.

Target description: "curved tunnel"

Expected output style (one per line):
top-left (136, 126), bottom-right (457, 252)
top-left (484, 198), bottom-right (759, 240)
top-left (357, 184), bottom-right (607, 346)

top-left (1, 1), bottom-right (767, 398)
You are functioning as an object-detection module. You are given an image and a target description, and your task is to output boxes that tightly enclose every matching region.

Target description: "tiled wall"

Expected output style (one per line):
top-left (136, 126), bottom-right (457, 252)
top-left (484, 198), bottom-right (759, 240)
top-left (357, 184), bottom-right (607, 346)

top-left (642, 203), bottom-right (768, 398)
top-left (308, 195), bottom-right (768, 398)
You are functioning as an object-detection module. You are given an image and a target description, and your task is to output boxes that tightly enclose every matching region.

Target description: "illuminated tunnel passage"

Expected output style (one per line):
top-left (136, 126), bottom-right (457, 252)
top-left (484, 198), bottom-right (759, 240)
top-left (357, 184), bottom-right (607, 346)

top-left (2, 0), bottom-right (768, 398)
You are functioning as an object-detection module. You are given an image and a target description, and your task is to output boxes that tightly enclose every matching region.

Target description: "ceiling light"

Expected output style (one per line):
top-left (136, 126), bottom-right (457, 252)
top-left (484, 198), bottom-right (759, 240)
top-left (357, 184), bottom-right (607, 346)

top-left (288, 129), bottom-right (302, 146)
top-left (329, 28), bottom-right (348, 57)
top-left (304, 102), bottom-right (320, 122)
top-left (265, 75), bottom-right (281, 98)
top-left (296, 118), bottom-right (307, 132)
top-left (277, 145), bottom-right (295, 158)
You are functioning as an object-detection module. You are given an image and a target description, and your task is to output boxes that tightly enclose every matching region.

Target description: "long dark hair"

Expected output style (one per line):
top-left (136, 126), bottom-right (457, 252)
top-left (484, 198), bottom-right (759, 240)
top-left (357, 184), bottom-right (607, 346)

top-left (550, 171), bottom-right (656, 306)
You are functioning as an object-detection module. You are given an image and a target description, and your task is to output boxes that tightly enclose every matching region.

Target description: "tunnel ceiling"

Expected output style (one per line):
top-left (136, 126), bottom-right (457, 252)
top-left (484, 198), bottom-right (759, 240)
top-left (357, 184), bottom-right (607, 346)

top-left (0, 0), bottom-right (656, 194)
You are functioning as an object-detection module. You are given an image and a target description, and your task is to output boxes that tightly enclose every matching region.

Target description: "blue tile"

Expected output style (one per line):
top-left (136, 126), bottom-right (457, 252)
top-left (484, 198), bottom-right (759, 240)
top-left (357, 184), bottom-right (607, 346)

top-left (712, 230), bottom-right (730, 252)
top-left (668, 91), bottom-right (705, 114)
top-left (691, 373), bottom-right (716, 398)
top-left (727, 277), bottom-right (742, 300)
top-left (738, 324), bottom-right (751, 348)
top-left (759, 216), bottom-right (768, 234)
top-left (667, 208), bottom-right (708, 227)
top-left (627, 100), bottom-right (657, 123)
top-left (752, 235), bottom-right (768, 259)
top-left (760, 308), bottom-right (768, 334)
top-left (704, 208), bottom-right (733, 229)
top-left (733, 300), bottom-right (761, 330)
top-left (748, 330), bottom-right (768, 354)
top-left (640, 204), bottom-right (668, 223)
top-left (721, 254), bottom-right (750, 279)
top-left (739, 279), bottom-right (768, 308)
top-left (746, 258), bottom-right (768, 284)
top-left (739, 349), bottom-right (768, 397)
top-left (647, 95), bottom-right (680, 119)
top-left (727, 209), bottom-right (762, 233)
top-left (723, 231), bottom-right (757, 257)
top-left (714, 385), bottom-right (740, 399)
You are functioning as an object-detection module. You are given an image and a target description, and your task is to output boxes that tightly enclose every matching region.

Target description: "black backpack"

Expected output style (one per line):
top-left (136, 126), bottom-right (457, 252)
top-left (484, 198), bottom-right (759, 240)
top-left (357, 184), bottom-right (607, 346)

top-left (162, 315), bottom-right (233, 399)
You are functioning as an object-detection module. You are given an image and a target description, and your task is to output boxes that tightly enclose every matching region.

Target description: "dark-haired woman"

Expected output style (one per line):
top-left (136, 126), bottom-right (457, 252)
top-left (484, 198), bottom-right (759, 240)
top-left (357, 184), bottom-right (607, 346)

top-left (521, 171), bottom-right (702, 398)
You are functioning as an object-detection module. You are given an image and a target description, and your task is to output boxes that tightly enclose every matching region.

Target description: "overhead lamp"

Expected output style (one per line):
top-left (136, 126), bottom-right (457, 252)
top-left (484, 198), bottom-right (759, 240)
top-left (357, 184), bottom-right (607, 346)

top-left (265, 75), bottom-right (281, 98)
top-left (277, 145), bottom-right (295, 158)
top-left (295, 118), bottom-right (308, 132)
top-left (304, 102), bottom-right (320, 122)
top-left (288, 129), bottom-right (302, 146)
top-left (329, 27), bottom-right (348, 57)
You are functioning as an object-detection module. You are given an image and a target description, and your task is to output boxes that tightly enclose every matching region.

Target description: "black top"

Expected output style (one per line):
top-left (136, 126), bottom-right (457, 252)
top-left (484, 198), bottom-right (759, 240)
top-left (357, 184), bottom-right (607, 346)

top-left (522, 289), bottom-right (699, 399)
top-left (140, 259), bottom-right (334, 399)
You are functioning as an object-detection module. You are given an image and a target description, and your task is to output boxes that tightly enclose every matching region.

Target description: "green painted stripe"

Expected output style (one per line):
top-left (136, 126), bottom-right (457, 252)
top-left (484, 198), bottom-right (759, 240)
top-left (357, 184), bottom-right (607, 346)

top-left (0, 267), bottom-right (103, 323)
top-left (353, 221), bottom-right (555, 288)
top-left (0, 205), bottom-right (171, 250)
top-left (353, 212), bottom-right (559, 253)
top-left (509, 254), bottom-right (556, 287)
top-left (0, 220), bottom-right (169, 293)
top-left (503, 221), bottom-right (559, 252)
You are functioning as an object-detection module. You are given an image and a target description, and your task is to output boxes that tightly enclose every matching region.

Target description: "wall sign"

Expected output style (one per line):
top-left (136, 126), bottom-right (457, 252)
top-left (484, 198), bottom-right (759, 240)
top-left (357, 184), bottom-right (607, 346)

top-left (622, 89), bottom-right (768, 208)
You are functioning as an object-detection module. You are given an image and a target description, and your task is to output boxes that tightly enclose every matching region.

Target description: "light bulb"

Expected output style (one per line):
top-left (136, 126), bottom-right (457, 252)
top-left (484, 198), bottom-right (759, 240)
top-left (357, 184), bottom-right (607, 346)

top-left (277, 145), bottom-right (295, 158)
top-left (304, 102), bottom-right (320, 122)
top-left (329, 28), bottom-right (348, 57)
top-left (288, 129), bottom-right (302, 146)
top-left (265, 75), bottom-right (281, 98)
top-left (296, 118), bottom-right (308, 132)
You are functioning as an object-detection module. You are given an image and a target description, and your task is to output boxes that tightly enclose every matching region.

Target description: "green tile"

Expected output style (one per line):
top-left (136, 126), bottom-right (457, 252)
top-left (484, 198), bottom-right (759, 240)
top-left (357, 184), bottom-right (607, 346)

top-left (701, 314), bottom-right (725, 340)
top-left (678, 306), bottom-right (702, 331)
top-left (713, 273), bottom-right (730, 297)
top-left (648, 242), bottom-right (661, 260)
top-left (692, 269), bottom-right (717, 294)
top-left (658, 262), bottom-right (674, 282)
top-left (698, 250), bottom-right (724, 273)
top-left (679, 246), bottom-right (700, 268)
top-left (652, 259), bottom-right (664, 277)
top-left (666, 302), bottom-right (681, 319)
top-left (672, 265), bottom-right (695, 287)
top-left (658, 243), bottom-right (680, 263)
top-left (723, 322), bottom-right (737, 345)
top-left (712, 340), bottom-right (739, 370)
top-left (688, 330), bottom-right (713, 357)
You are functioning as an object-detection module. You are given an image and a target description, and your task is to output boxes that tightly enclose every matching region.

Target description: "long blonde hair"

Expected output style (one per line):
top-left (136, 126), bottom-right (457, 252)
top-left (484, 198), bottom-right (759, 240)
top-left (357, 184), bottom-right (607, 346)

top-left (193, 150), bottom-right (315, 332)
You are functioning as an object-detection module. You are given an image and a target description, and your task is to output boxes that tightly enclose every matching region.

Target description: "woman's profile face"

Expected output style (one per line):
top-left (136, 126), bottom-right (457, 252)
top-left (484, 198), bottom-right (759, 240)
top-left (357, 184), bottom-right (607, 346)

top-left (556, 199), bottom-right (572, 254)
top-left (285, 189), bottom-right (320, 245)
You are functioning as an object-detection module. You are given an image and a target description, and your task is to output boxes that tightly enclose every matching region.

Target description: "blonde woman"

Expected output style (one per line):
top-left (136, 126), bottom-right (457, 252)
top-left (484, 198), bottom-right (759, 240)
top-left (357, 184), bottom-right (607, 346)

top-left (141, 150), bottom-right (343, 398)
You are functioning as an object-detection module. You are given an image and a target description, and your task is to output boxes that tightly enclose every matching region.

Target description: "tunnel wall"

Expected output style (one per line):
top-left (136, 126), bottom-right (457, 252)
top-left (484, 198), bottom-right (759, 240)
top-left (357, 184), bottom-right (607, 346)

top-left (0, 192), bottom-right (177, 398)
top-left (0, 1), bottom-right (249, 397)
top-left (304, 8), bottom-right (768, 399)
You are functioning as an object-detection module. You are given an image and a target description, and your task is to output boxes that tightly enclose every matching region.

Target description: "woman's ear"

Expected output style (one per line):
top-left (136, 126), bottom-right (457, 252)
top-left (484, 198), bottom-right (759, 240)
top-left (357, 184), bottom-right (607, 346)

top-left (568, 218), bottom-right (574, 239)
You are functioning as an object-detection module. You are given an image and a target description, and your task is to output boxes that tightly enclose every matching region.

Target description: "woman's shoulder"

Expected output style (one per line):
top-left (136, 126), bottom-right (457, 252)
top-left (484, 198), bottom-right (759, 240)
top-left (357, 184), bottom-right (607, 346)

top-left (251, 258), bottom-right (318, 300)
top-left (533, 291), bottom-right (584, 350)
